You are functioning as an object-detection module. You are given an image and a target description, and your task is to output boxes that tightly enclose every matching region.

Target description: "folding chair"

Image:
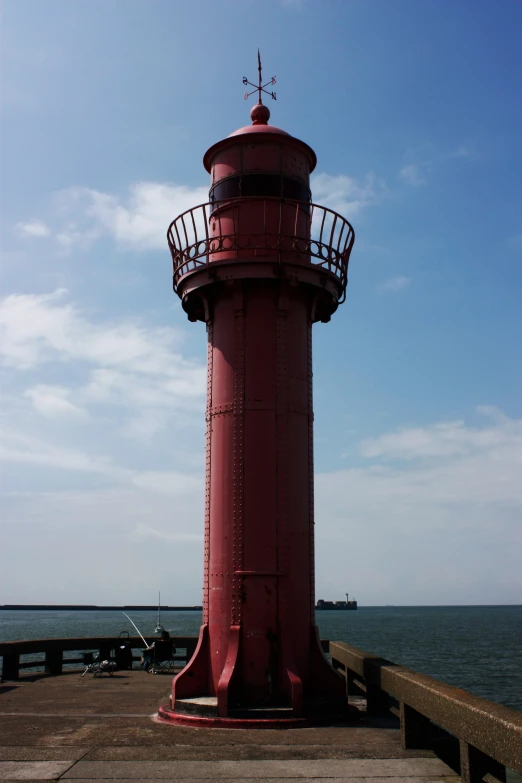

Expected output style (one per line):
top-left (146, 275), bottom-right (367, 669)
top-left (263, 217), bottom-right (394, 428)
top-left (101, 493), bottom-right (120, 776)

top-left (148, 639), bottom-right (177, 675)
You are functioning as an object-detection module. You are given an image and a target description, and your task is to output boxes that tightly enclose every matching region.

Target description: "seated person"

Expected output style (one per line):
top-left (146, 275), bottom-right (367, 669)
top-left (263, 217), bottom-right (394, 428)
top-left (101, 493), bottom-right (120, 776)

top-left (141, 630), bottom-right (174, 670)
top-left (140, 643), bottom-right (154, 671)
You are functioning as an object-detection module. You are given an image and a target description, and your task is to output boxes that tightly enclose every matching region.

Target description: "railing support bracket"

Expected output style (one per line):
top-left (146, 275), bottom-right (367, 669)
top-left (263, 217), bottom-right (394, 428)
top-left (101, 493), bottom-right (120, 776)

top-left (460, 740), bottom-right (506, 783)
top-left (400, 701), bottom-right (434, 749)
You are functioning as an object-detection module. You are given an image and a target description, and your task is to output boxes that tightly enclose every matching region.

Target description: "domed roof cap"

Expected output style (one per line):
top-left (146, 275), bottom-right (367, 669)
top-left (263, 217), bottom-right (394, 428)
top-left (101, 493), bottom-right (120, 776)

top-left (204, 103), bottom-right (316, 172)
top-left (228, 103), bottom-right (290, 137)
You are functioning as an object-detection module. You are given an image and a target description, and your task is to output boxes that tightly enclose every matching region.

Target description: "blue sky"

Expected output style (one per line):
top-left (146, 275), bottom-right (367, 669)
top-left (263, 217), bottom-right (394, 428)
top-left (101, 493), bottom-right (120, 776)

top-left (1, 0), bottom-right (521, 606)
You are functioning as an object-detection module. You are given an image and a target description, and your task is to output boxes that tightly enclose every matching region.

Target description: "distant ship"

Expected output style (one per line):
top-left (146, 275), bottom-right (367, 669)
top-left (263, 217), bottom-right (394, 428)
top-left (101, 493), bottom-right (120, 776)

top-left (316, 593), bottom-right (357, 610)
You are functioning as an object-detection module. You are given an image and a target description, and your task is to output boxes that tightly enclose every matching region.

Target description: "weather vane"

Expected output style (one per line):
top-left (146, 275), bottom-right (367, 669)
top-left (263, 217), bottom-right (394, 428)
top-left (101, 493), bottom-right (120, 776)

top-left (243, 50), bottom-right (276, 104)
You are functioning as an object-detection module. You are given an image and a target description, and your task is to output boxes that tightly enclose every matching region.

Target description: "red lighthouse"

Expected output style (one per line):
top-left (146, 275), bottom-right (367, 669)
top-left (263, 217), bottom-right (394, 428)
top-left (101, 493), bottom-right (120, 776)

top-left (160, 63), bottom-right (355, 727)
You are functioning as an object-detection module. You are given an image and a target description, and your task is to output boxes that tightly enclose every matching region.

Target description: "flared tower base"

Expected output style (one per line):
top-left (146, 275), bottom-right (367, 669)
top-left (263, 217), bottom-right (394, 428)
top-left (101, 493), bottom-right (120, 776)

top-left (158, 623), bottom-right (358, 729)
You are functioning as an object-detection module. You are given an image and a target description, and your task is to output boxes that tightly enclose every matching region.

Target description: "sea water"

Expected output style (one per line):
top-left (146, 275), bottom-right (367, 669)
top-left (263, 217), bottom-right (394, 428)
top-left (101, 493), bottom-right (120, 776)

top-left (1, 605), bottom-right (521, 711)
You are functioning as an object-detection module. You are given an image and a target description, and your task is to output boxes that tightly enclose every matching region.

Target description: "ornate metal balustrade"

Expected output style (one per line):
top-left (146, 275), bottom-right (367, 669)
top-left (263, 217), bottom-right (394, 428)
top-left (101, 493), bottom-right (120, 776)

top-left (167, 197), bottom-right (355, 301)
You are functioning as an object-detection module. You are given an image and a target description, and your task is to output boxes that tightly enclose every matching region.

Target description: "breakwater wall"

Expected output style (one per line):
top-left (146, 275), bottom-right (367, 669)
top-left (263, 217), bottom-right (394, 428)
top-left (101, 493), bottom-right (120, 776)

top-left (0, 605), bottom-right (202, 611)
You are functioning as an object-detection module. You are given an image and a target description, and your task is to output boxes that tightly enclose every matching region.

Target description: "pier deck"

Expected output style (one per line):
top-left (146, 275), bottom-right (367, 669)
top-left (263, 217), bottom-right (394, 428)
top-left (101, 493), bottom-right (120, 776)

top-left (0, 670), bottom-right (458, 783)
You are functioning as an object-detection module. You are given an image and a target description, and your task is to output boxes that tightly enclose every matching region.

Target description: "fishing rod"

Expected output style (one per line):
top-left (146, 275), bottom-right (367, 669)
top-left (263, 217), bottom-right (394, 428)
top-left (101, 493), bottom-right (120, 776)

top-left (122, 612), bottom-right (149, 648)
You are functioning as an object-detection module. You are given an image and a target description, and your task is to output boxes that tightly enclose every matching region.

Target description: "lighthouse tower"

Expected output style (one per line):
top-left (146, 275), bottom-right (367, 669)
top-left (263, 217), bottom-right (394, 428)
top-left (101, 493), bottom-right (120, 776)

top-left (160, 61), bottom-right (355, 727)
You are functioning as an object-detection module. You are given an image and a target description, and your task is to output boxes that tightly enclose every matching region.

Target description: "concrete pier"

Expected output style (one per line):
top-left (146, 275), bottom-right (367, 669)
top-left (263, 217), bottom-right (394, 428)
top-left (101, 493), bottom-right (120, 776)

top-left (0, 671), bottom-right (458, 782)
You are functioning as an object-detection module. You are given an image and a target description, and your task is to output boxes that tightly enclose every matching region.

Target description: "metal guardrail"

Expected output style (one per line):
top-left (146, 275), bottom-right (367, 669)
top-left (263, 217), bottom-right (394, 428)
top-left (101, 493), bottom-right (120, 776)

top-left (0, 636), bottom-right (198, 679)
top-left (167, 197), bottom-right (355, 301)
top-left (329, 641), bottom-right (522, 781)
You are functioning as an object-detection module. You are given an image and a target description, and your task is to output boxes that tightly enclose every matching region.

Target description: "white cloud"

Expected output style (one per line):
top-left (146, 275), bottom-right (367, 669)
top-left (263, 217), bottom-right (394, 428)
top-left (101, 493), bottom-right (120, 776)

top-left (132, 470), bottom-right (203, 497)
top-left (314, 408), bottom-right (522, 604)
top-left (13, 182), bottom-right (209, 253)
top-left (449, 144), bottom-right (473, 159)
top-left (0, 486), bottom-right (205, 603)
top-left (24, 384), bottom-right (89, 419)
top-left (0, 429), bottom-right (129, 479)
top-left (355, 408), bottom-right (522, 504)
top-left (0, 288), bottom-right (202, 379)
top-left (120, 410), bottom-right (171, 441)
top-left (55, 223), bottom-right (100, 252)
top-left (2, 406), bottom-right (520, 605)
top-left (55, 182), bottom-right (209, 251)
top-left (0, 289), bottom-right (206, 444)
top-left (14, 175), bottom-right (386, 256)
top-left (475, 404), bottom-right (510, 424)
top-left (0, 288), bottom-right (73, 369)
top-left (399, 164), bottom-right (426, 187)
top-left (399, 141), bottom-right (474, 189)
top-left (359, 407), bottom-right (518, 461)
top-left (0, 425), bottom-right (202, 496)
top-left (15, 220), bottom-right (51, 238)
top-left (84, 367), bottom-right (204, 411)
top-left (311, 172), bottom-right (387, 219)
top-left (379, 276), bottom-right (411, 292)
top-left (131, 523), bottom-right (203, 543)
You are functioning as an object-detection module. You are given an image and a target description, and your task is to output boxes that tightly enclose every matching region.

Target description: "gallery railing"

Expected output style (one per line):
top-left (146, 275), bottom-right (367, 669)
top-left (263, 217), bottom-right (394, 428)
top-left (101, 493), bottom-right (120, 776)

top-left (167, 197), bottom-right (355, 301)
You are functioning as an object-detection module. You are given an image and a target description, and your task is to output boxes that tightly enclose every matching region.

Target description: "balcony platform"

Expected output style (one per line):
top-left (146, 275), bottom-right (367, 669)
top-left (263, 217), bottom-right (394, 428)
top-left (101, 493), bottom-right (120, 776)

top-left (0, 670), bottom-right (457, 782)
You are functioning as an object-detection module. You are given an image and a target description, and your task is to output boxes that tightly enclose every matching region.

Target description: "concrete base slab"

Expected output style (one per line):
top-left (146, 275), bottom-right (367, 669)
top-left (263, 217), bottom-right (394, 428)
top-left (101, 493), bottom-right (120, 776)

top-left (83, 741), bottom-right (434, 761)
top-left (0, 761), bottom-right (74, 780)
top-left (0, 749), bottom-right (87, 762)
top-left (63, 758), bottom-right (455, 779)
top-left (62, 779), bottom-right (461, 783)
top-left (177, 697), bottom-right (218, 707)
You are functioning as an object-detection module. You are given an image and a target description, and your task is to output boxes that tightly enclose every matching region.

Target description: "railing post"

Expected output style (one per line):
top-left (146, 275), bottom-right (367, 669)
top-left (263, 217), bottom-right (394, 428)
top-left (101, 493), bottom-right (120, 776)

top-left (366, 682), bottom-right (390, 716)
top-left (2, 653), bottom-right (20, 680)
top-left (45, 650), bottom-right (63, 676)
top-left (400, 702), bottom-right (433, 749)
top-left (330, 657), bottom-right (349, 697)
top-left (347, 669), bottom-right (365, 696)
top-left (459, 740), bottom-right (506, 783)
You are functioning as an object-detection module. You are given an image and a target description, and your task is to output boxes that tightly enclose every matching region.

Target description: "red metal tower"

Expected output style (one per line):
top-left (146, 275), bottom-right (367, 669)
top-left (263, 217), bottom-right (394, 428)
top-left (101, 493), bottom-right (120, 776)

top-left (159, 78), bottom-right (355, 727)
